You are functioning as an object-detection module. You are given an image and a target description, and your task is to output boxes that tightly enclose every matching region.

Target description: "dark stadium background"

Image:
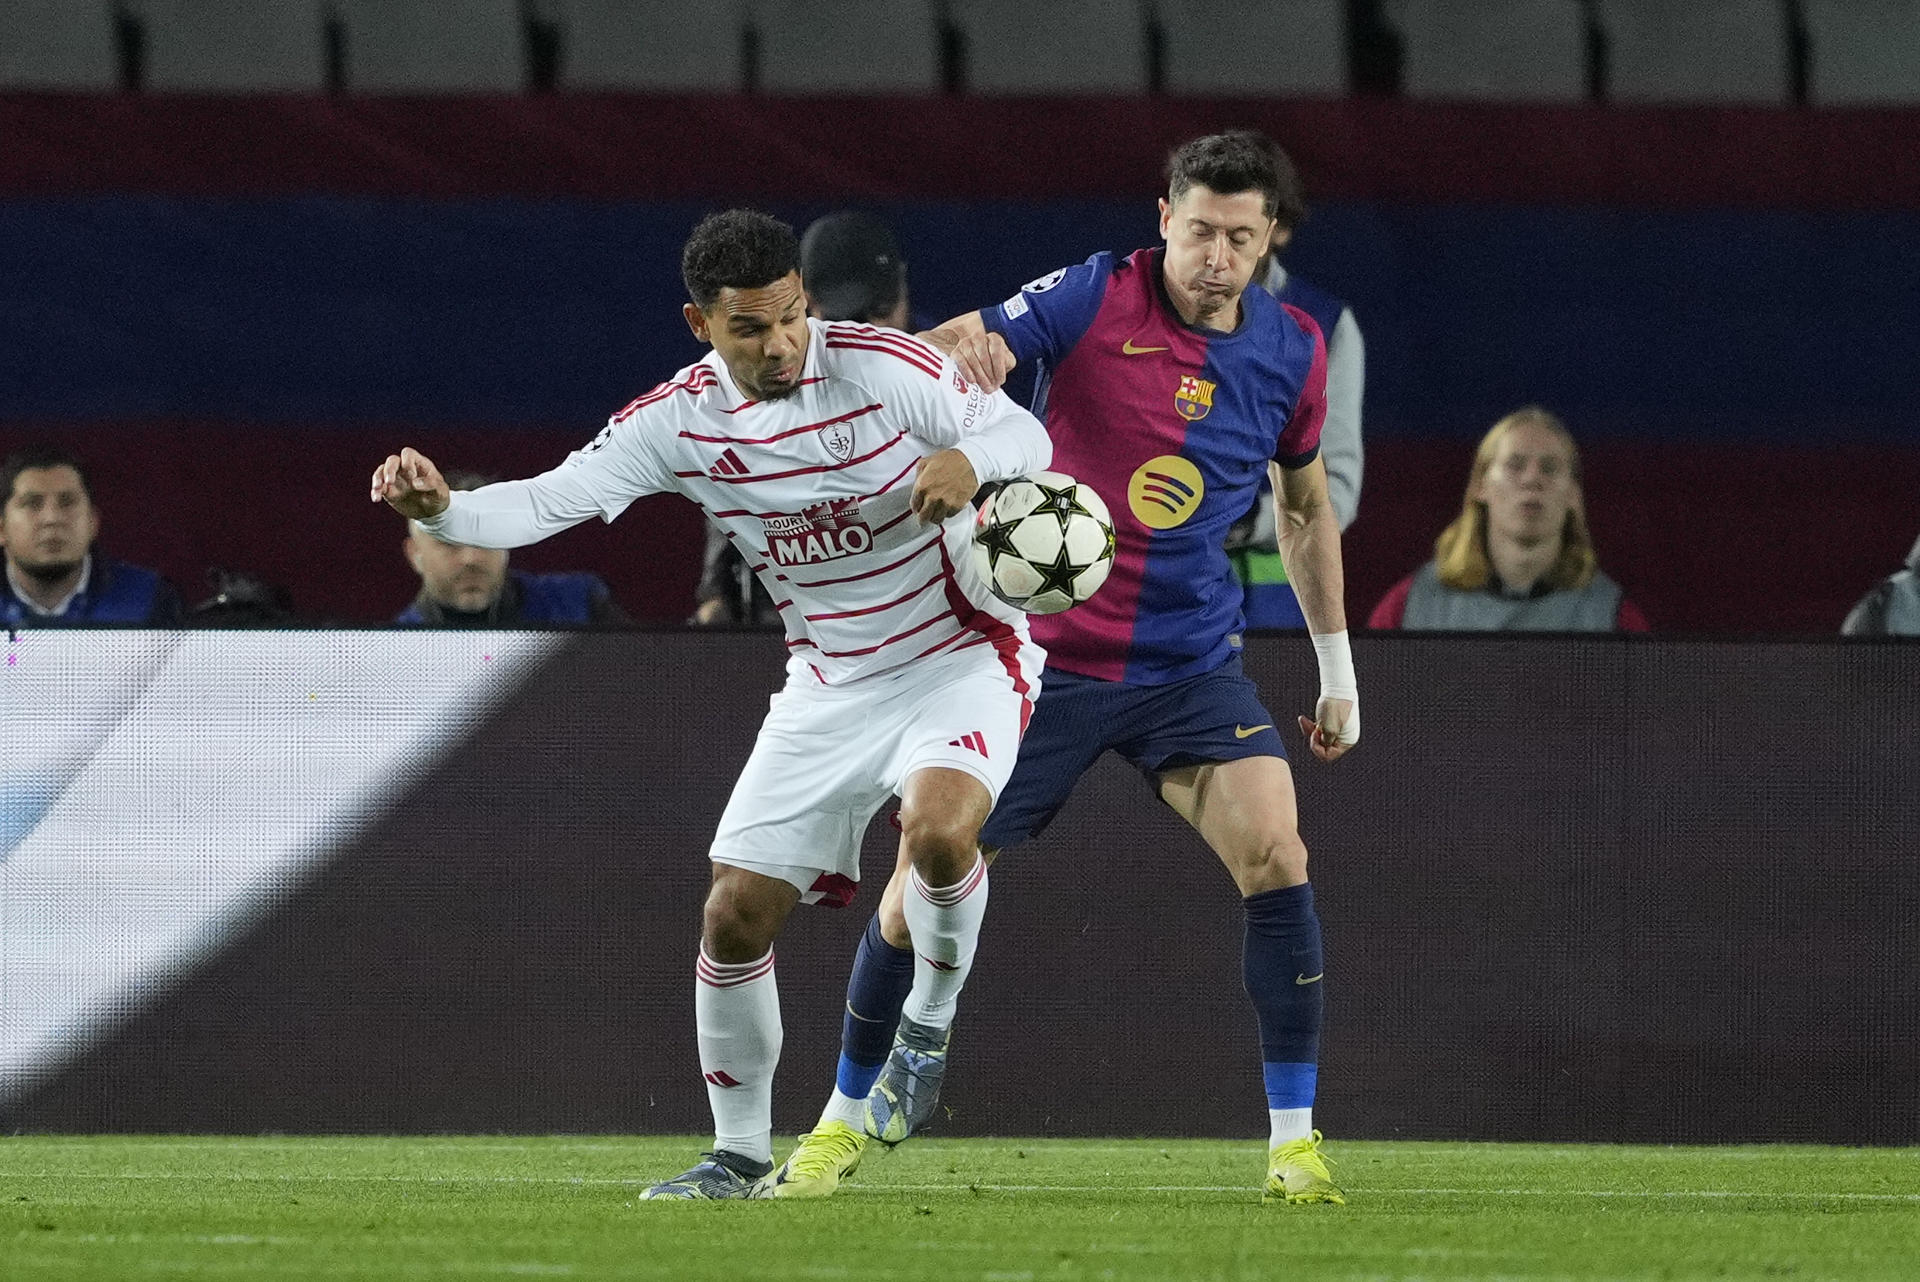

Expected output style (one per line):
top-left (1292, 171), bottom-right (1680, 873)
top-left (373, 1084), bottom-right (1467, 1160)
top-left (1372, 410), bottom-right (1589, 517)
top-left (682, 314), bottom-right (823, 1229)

top-left (3, 4), bottom-right (1917, 1149)
top-left (3, 95), bottom-right (1916, 631)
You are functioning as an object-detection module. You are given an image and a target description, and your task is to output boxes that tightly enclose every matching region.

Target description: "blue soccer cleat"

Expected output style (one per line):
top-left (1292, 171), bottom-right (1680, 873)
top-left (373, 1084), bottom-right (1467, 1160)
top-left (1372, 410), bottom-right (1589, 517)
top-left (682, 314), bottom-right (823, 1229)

top-left (639, 1150), bottom-right (773, 1201)
top-left (862, 1016), bottom-right (950, 1145)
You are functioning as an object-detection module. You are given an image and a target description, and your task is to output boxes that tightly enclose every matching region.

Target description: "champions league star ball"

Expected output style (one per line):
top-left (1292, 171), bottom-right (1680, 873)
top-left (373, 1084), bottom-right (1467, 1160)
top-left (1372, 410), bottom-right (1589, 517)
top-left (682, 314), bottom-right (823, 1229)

top-left (972, 471), bottom-right (1116, 615)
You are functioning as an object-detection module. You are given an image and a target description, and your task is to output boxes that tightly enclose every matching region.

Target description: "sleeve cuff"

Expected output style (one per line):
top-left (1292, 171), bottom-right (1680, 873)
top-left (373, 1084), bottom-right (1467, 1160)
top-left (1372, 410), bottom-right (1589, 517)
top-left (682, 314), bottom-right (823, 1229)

top-left (952, 436), bottom-right (996, 486)
top-left (1273, 442), bottom-right (1321, 471)
top-left (412, 494), bottom-right (461, 536)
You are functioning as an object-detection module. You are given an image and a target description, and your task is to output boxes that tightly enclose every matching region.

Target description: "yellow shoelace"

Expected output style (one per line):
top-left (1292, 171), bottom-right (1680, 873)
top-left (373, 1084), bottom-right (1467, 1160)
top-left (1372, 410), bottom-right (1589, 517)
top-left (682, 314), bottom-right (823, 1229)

top-left (1276, 1130), bottom-right (1336, 1177)
top-left (788, 1127), bottom-right (863, 1177)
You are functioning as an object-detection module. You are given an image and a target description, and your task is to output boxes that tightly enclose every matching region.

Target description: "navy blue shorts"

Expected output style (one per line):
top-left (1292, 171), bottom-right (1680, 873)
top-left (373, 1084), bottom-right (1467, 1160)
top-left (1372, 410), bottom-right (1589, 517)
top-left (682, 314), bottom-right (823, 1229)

top-left (978, 654), bottom-right (1288, 851)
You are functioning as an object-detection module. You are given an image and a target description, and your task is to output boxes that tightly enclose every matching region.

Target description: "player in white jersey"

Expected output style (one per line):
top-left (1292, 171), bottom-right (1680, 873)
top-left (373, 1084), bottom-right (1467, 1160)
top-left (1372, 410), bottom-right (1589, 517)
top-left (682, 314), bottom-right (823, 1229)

top-left (369, 210), bottom-right (1051, 1200)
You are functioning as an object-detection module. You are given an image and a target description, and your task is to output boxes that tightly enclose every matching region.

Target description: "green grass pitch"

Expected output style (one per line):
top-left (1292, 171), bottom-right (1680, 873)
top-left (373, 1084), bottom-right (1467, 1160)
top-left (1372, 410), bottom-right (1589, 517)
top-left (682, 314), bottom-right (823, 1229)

top-left (2, 1136), bottom-right (1915, 1280)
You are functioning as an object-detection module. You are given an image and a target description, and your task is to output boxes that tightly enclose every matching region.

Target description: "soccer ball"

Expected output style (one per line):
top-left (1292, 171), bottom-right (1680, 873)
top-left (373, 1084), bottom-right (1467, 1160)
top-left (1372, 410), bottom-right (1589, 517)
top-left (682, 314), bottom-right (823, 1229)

top-left (972, 471), bottom-right (1116, 615)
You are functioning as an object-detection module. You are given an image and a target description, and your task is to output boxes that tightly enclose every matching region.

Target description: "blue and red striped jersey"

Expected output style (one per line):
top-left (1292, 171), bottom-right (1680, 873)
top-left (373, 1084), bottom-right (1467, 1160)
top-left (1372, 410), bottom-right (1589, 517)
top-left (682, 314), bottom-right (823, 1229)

top-left (982, 248), bottom-right (1326, 684)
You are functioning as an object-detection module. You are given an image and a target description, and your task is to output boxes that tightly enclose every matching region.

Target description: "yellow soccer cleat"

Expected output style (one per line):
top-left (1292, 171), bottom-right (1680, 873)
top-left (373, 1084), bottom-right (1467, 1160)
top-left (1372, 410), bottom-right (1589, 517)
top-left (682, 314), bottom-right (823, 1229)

top-left (771, 1121), bottom-right (868, 1199)
top-left (1262, 1129), bottom-right (1346, 1205)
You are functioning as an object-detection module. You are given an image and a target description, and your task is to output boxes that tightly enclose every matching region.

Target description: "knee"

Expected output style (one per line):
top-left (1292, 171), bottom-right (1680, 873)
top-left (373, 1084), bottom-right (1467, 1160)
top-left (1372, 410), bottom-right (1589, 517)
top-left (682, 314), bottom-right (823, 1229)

top-left (898, 805), bottom-right (981, 887)
top-left (1238, 830), bottom-right (1309, 895)
top-left (702, 880), bottom-right (782, 962)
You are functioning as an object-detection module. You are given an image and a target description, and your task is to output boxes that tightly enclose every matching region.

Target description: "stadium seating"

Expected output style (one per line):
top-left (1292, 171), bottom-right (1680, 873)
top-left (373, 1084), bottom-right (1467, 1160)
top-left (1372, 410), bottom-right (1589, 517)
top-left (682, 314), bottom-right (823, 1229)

top-left (1155, 0), bottom-right (1345, 97)
top-left (0, 0), bottom-right (118, 89)
top-left (544, 0), bottom-right (747, 91)
top-left (140, 0), bottom-right (327, 92)
top-left (1803, 0), bottom-right (1920, 104)
top-left (1386, 0), bottom-right (1589, 102)
top-left (332, 0), bottom-right (524, 93)
top-left (946, 0), bottom-right (1149, 93)
top-left (1593, 0), bottom-right (1790, 103)
top-left (754, 0), bottom-right (942, 93)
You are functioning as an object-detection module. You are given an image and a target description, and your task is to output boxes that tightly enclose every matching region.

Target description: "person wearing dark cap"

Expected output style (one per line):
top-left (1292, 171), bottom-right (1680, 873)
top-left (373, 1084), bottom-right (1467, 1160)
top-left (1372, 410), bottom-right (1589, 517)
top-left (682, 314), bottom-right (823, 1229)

top-left (800, 210), bottom-right (913, 328)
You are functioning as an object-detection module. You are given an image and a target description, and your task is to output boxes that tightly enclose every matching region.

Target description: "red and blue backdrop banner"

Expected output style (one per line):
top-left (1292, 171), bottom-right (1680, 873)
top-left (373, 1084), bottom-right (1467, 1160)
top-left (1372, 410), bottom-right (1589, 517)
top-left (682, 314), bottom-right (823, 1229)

top-left (6, 95), bottom-right (1920, 209)
top-left (2, 95), bottom-right (1916, 629)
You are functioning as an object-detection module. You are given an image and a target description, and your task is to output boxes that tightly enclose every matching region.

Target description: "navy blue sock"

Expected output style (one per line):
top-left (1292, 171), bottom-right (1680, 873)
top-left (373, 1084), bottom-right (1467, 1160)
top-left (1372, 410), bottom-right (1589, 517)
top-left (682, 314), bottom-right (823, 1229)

top-left (835, 914), bottom-right (916, 1098)
top-left (1243, 882), bottom-right (1324, 1110)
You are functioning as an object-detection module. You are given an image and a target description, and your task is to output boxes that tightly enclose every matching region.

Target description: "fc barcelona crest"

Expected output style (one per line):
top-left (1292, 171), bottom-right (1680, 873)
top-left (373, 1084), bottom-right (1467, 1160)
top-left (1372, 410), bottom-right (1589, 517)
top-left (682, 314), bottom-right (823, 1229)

top-left (819, 420), bottom-right (855, 462)
top-left (1174, 375), bottom-right (1216, 422)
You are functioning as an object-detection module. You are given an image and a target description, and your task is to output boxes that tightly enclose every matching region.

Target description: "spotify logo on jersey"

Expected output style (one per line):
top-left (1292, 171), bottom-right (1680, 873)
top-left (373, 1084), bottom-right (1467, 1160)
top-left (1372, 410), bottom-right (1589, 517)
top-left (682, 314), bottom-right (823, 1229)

top-left (1128, 456), bottom-right (1204, 530)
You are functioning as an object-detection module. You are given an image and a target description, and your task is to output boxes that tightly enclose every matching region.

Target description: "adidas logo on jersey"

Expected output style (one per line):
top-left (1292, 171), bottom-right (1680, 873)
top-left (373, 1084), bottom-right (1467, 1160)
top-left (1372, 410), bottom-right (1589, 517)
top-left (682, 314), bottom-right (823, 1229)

top-left (947, 731), bottom-right (989, 758)
top-left (709, 449), bottom-right (749, 479)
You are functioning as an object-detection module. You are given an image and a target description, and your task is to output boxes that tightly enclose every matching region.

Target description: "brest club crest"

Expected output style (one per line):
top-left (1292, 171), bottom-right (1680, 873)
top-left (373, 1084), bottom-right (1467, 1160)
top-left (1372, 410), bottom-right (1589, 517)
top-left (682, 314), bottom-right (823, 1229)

top-left (819, 418), bottom-right (855, 462)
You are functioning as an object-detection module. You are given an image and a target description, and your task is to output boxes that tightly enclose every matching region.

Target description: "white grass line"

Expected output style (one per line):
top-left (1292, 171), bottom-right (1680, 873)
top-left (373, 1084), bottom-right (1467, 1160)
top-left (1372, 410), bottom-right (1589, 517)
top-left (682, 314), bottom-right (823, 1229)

top-left (0, 1172), bottom-right (641, 1184)
top-left (858, 1185), bottom-right (1920, 1201)
top-left (1391, 1187), bottom-right (1920, 1202)
top-left (4, 1171), bottom-right (1917, 1201)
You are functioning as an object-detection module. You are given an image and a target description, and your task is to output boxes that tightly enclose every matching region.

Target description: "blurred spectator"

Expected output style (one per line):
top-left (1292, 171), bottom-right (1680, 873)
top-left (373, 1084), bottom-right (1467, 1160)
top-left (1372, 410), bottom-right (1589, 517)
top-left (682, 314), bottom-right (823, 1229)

top-left (397, 471), bottom-right (628, 627)
top-left (694, 210), bottom-right (928, 627)
top-left (190, 568), bottom-right (298, 628)
top-left (692, 523), bottom-right (782, 627)
top-left (1227, 135), bottom-right (1365, 628)
top-left (0, 444), bottom-right (183, 628)
top-left (1368, 407), bottom-right (1649, 632)
top-left (1841, 530), bottom-right (1920, 636)
top-left (800, 209), bottom-right (917, 330)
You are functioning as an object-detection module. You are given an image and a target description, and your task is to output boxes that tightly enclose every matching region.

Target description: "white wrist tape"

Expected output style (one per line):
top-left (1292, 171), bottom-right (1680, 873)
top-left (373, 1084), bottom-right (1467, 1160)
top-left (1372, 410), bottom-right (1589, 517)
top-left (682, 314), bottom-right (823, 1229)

top-left (1311, 629), bottom-right (1358, 702)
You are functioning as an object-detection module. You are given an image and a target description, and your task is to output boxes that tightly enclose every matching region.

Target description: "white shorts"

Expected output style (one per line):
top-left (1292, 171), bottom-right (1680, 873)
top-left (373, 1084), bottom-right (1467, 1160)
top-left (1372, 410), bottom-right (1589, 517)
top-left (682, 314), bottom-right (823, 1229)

top-left (709, 634), bottom-right (1041, 907)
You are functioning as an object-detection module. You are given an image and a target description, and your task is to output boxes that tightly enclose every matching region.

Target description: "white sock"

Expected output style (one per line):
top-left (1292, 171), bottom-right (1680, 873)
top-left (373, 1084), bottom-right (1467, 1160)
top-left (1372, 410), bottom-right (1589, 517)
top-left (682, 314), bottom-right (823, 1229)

top-left (899, 856), bottom-right (989, 1030)
top-left (1270, 1107), bottom-right (1313, 1146)
top-left (695, 947), bottom-right (781, 1165)
top-left (818, 1089), bottom-right (866, 1130)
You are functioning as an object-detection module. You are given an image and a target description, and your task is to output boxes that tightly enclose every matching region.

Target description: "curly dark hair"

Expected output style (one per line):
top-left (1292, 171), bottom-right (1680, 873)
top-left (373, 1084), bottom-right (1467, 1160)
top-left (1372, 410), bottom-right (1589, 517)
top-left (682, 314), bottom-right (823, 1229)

top-left (1166, 130), bottom-right (1307, 229)
top-left (3, 443), bottom-right (92, 504)
top-left (681, 209), bottom-right (801, 309)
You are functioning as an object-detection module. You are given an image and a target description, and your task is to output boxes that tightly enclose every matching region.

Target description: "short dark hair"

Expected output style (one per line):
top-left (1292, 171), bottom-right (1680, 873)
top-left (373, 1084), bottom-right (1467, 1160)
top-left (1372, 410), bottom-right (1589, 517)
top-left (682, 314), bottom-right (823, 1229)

top-left (3, 443), bottom-right (92, 505)
top-left (1166, 130), bottom-right (1307, 228)
top-left (682, 209), bottom-right (801, 309)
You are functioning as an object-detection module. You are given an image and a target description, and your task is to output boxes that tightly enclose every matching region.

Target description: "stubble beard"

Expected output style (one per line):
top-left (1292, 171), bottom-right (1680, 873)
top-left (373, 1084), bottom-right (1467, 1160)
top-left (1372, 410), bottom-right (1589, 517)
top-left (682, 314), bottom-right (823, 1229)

top-left (17, 555), bottom-right (83, 585)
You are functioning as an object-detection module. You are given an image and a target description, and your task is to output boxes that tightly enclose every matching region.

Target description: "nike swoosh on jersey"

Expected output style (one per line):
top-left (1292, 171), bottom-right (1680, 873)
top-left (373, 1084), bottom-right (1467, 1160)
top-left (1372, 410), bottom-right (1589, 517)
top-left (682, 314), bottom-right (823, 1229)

top-left (1234, 724), bottom-right (1273, 738)
top-left (1121, 339), bottom-right (1169, 355)
top-left (1294, 972), bottom-right (1324, 985)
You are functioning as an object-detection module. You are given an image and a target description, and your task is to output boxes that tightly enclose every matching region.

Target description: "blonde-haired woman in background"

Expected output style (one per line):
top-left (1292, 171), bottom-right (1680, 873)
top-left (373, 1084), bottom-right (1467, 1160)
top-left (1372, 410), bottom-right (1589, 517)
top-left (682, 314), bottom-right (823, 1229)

top-left (1368, 407), bottom-right (1648, 631)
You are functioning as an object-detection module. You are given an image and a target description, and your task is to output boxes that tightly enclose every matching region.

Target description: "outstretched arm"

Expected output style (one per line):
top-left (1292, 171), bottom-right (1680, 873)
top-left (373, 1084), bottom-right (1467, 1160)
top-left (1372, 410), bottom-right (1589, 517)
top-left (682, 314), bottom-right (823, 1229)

top-left (370, 446), bottom-right (616, 550)
top-left (1275, 457), bottom-right (1358, 762)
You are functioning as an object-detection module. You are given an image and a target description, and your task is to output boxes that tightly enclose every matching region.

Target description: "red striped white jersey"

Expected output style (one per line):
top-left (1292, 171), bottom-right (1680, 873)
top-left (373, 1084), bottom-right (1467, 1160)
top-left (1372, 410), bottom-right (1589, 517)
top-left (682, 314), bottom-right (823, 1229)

top-left (417, 320), bottom-right (1053, 686)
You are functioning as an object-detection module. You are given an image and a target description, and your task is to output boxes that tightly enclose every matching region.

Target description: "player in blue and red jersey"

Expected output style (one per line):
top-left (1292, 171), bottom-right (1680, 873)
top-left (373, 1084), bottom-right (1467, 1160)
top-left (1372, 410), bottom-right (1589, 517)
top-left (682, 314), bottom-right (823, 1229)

top-left (777, 133), bottom-right (1360, 1206)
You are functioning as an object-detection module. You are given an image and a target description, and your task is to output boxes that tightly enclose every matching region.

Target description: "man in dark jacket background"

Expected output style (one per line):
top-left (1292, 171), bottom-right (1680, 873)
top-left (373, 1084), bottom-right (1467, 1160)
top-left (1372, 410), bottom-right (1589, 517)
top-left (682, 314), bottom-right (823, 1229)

top-left (395, 471), bottom-right (627, 627)
top-left (1, 444), bottom-right (183, 628)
